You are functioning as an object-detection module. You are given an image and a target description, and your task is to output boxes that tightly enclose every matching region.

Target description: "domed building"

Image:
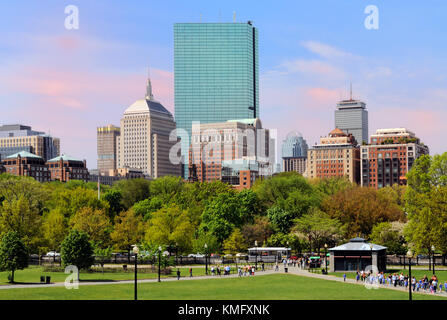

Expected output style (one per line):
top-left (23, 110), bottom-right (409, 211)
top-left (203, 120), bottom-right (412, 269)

top-left (281, 131), bottom-right (308, 174)
top-left (117, 77), bottom-right (181, 178)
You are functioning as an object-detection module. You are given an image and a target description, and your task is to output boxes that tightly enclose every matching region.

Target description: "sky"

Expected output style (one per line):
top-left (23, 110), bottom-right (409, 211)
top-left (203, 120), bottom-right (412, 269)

top-left (0, 0), bottom-right (446, 169)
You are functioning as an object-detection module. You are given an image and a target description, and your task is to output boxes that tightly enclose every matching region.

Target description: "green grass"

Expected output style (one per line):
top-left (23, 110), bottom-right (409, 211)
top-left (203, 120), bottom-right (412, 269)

top-left (0, 265), bottom-right (214, 285)
top-left (0, 273), bottom-right (445, 300)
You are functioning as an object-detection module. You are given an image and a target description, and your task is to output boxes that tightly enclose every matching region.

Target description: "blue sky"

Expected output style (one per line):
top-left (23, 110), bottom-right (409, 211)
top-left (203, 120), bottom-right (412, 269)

top-left (0, 1), bottom-right (446, 168)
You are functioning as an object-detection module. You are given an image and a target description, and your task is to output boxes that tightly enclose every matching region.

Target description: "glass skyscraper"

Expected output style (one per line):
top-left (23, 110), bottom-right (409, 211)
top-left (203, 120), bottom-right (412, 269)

top-left (174, 22), bottom-right (259, 176)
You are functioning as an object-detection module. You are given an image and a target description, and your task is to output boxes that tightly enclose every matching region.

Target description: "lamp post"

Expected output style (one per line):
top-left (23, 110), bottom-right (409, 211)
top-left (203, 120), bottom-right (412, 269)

top-left (324, 243), bottom-right (328, 274)
top-left (132, 245), bottom-right (139, 301)
top-left (407, 249), bottom-right (414, 301)
top-left (255, 240), bottom-right (258, 270)
top-left (369, 242), bottom-right (374, 274)
top-left (431, 245), bottom-right (436, 275)
top-left (175, 242), bottom-right (178, 267)
top-left (158, 246), bottom-right (162, 282)
top-left (204, 243), bottom-right (208, 275)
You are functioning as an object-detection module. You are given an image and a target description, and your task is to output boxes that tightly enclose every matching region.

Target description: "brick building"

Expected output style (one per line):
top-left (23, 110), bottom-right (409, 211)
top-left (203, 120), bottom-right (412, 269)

top-left (1, 151), bottom-right (51, 182)
top-left (47, 155), bottom-right (89, 182)
top-left (360, 128), bottom-right (429, 188)
top-left (306, 128), bottom-right (360, 183)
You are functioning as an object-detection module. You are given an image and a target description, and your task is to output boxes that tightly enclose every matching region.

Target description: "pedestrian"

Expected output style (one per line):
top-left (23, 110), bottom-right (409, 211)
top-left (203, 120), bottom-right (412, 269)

top-left (275, 262), bottom-right (279, 272)
top-left (238, 267), bottom-right (242, 277)
top-left (261, 262), bottom-right (265, 272)
top-left (217, 266), bottom-right (221, 276)
top-left (177, 269), bottom-right (181, 280)
top-left (189, 267), bottom-right (192, 277)
top-left (211, 266), bottom-right (215, 276)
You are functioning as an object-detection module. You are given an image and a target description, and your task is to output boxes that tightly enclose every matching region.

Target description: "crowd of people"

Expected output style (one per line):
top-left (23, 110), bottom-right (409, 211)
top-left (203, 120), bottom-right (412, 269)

top-left (354, 270), bottom-right (446, 294)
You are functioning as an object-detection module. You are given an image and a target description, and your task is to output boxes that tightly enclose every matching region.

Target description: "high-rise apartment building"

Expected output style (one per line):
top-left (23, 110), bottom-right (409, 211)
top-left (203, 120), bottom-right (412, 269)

top-left (360, 128), bottom-right (429, 189)
top-left (306, 128), bottom-right (360, 183)
top-left (334, 99), bottom-right (368, 145)
top-left (281, 132), bottom-right (308, 174)
top-left (118, 78), bottom-right (181, 178)
top-left (174, 22), bottom-right (259, 176)
top-left (97, 125), bottom-right (120, 175)
top-left (0, 124), bottom-right (60, 161)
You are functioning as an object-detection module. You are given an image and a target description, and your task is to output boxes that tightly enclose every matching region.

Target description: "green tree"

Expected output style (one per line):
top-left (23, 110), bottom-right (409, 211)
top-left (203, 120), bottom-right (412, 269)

top-left (101, 189), bottom-right (123, 220)
top-left (267, 206), bottom-right (295, 233)
top-left (192, 232), bottom-right (220, 255)
top-left (150, 176), bottom-right (184, 203)
top-left (42, 209), bottom-right (68, 256)
top-left (223, 228), bottom-right (248, 255)
top-left (60, 230), bottom-right (95, 277)
top-left (293, 207), bottom-right (342, 254)
top-left (113, 178), bottom-right (151, 209)
top-left (370, 222), bottom-right (406, 255)
top-left (0, 231), bottom-right (28, 283)
top-left (110, 209), bottom-right (145, 262)
top-left (145, 205), bottom-right (195, 254)
top-left (69, 207), bottom-right (112, 248)
top-left (132, 197), bottom-right (163, 221)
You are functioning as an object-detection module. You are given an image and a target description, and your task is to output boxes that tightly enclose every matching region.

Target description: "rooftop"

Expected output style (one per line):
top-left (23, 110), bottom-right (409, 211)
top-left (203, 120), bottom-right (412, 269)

top-left (47, 154), bottom-right (83, 162)
top-left (6, 151), bottom-right (42, 159)
top-left (329, 237), bottom-right (387, 251)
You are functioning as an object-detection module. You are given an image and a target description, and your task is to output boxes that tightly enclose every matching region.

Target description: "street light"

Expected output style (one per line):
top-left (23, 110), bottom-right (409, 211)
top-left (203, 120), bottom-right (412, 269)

top-left (407, 249), bottom-right (414, 301)
top-left (431, 245), bottom-right (436, 275)
top-left (158, 246), bottom-right (162, 282)
top-left (132, 245), bottom-right (139, 301)
top-left (204, 243), bottom-right (208, 275)
top-left (255, 240), bottom-right (258, 270)
top-left (324, 243), bottom-right (328, 274)
top-left (369, 243), bottom-right (374, 273)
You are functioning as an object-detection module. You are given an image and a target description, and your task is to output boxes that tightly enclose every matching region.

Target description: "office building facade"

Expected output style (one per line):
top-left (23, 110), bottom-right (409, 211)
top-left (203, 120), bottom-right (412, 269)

top-left (281, 132), bottom-right (308, 174)
top-left (118, 78), bottom-right (181, 178)
top-left (97, 125), bottom-right (120, 175)
top-left (306, 128), bottom-right (360, 183)
top-left (360, 128), bottom-right (429, 188)
top-left (334, 99), bottom-right (368, 145)
top-left (0, 124), bottom-right (60, 161)
top-left (174, 22), bottom-right (259, 176)
top-left (188, 118), bottom-right (271, 185)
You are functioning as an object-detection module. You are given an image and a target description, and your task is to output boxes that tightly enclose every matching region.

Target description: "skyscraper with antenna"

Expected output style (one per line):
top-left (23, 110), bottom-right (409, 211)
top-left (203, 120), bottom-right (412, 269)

top-left (334, 84), bottom-right (369, 145)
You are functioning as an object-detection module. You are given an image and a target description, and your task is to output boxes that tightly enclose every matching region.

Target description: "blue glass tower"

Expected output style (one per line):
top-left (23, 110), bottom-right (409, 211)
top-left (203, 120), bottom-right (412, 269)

top-left (174, 22), bottom-right (259, 176)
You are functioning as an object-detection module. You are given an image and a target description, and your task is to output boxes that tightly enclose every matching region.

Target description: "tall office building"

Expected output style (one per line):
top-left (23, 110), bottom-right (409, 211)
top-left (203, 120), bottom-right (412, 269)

top-left (174, 21), bottom-right (259, 176)
top-left (97, 124), bottom-right (120, 175)
top-left (281, 132), bottom-right (308, 174)
top-left (334, 98), bottom-right (368, 146)
top-left (118, 77), bottom-right (181, 178)
top-left (361, 128), bottom-right (429, 189)
top-left (0, 124), bottom-right (60, 161)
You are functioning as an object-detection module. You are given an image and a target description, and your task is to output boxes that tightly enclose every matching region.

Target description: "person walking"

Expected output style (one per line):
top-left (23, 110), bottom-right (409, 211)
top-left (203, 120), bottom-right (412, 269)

top-left (343, 273), bottom-right (347, 282)
top-left (177, 269), bottom-right (181, 280)
top-left (189, 267), bottom-right (193, 277)
top-left (261, 262), bottom-right (265, 272)
top-left (275, 262), bottom-right (279, 272)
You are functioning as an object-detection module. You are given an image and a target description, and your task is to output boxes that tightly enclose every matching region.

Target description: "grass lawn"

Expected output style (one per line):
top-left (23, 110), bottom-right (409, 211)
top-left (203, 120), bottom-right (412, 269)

top-left (0, 274), bottom-right (446, 300)
top-left (0, 265), bottom-right (213, 285)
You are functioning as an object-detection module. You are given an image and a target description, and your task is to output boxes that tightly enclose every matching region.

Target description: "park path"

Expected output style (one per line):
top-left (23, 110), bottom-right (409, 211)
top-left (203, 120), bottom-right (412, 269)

top-left (284, 266), bottom-right (447, 298)
top-left (0, 268), bottom-right (277, 290)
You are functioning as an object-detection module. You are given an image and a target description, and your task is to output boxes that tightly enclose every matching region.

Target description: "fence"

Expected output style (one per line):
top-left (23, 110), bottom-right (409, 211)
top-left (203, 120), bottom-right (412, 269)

top-left (386, 255), bottom-right (446, 267)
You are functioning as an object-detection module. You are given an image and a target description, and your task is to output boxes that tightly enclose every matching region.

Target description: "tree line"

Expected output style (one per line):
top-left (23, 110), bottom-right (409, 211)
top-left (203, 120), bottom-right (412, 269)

top-left (0, 152), bottom-right (446, 268)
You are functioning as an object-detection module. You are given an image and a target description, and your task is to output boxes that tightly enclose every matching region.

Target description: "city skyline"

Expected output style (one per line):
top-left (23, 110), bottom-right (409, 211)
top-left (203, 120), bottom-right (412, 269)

top-left (1, 1), bottom-right (446, 168)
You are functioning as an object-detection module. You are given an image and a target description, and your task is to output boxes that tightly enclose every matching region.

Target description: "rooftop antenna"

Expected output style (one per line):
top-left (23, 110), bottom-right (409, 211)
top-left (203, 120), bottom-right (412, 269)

top-left (350, 82), bottom-right (353, 100)
top-left (233, 11), bottom-right (236, 22)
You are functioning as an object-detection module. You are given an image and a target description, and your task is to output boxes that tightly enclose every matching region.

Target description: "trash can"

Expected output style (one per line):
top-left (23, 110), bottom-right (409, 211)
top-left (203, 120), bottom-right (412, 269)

top-left (40, 276), bottom-right (45, 283)
top-left (285, 267), bottom-right (288, 273)
top-left (45, 276), bottom-right (51, 284)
